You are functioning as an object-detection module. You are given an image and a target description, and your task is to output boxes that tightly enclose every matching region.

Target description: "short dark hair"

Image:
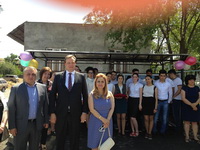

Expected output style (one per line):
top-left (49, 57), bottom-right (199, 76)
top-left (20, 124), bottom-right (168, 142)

top-left (106, 72), bottom-right (112, 76)
top-left (132, 68), bottom-right (139, 73)
top-left (185, 74), bottom-right (196, 85)
top-left (146, 69), bottom-right (152, 74)
top-left (93, 68), bottom-right (98, 72)
top-left (117, 74), bottom-right (124, 81)
top-left (132, 73), bottom-right (139, 77)
top-left (145, 75), bottom-right (152, 79)
top-left (159, 69), bottom-right (167, 75)
top-left (85, 67), bottom-right (94, 73)
top-left (112, 71), bottom-right (117, 74)
top-left (168, 69), bottom-right (176, 75)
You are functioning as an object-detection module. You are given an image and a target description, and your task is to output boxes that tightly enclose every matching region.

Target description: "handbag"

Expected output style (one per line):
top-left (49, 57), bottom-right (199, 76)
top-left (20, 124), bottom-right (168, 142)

top-left (98, 127), bottom-right (115, 150)
top-left (1, 126), bottom-right (9, 142)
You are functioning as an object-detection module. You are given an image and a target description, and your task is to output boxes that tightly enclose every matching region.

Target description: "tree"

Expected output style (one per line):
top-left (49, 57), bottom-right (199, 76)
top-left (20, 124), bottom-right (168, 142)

top-left (4, 53), bottom-right (20, 65)
top-left (0, 62), bottom-right (22, 76)
top-left (84, 0), bottom-right (200, 56)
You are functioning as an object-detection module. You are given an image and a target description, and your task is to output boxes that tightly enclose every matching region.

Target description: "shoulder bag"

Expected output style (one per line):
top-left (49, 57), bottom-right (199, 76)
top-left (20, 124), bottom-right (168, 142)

top-left (98, 127), bottom-right (115, 150)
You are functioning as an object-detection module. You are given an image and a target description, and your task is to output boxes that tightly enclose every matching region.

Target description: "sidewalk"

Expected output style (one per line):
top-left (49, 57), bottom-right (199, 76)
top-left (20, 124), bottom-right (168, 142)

top-left (1, 124), bottom-right (200, 150)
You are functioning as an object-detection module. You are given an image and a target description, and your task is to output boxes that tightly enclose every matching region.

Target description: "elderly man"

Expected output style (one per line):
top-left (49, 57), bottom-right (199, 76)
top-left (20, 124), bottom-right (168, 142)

top-left (8, 66), bottom-right (49, 150)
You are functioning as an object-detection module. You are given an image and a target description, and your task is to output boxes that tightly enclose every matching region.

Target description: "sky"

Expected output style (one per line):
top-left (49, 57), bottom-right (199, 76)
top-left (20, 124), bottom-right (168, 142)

top-left (0, 0), bottom-right (91, 58)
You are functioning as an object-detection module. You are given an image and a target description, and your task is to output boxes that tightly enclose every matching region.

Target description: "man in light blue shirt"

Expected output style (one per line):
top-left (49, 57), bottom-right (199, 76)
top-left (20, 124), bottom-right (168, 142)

top-left (8, 66), bottom-right (49, 150)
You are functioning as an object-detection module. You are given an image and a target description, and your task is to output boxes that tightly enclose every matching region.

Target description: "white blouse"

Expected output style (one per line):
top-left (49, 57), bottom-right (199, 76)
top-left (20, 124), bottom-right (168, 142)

top-left (129, 82), bottom-right (143, 98)
top-left (143, 85), bottom-right (155, 97)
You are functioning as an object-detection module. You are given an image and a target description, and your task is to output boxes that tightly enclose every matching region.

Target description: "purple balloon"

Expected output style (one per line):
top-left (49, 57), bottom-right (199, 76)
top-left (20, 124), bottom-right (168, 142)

top-left (20, 52), bottom-right (32, 61)
top-left (174, 60), bottom-right (185, 70)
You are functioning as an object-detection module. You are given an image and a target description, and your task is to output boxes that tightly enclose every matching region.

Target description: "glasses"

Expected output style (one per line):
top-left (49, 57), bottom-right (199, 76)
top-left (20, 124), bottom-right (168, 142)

top-left (99, 125), bottom-right (105, 132)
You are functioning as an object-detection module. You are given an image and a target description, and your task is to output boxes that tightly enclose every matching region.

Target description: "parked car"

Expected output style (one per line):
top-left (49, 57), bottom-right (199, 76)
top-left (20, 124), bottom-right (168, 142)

top-left (4, 74), bottom-right (19, 83)
top-left (0, 78), bottom-right (8, 92)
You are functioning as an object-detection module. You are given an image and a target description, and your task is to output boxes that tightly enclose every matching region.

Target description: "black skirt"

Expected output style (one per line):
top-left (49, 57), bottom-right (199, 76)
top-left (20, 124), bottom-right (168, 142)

top-left (128, 97), bottom-right (139, 117)
top-left (142, 97), bottom-right (155, 115)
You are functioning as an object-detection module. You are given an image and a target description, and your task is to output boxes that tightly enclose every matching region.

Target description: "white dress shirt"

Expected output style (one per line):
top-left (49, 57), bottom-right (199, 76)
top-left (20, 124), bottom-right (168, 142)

top-left (154, 80), bottom-right (172, 103)
top-left (65, 71), bottom-right (75, 89)
top-left (128, 82), bottom-right (143, 98)
top-left (172, 77), bottom-right (182, 100)
top-left (108, 83), bottom-right (115, 93)
top-left (126, 77), bottom-right (144, 88)
top-left (86, 77), bottom-right (94, 94)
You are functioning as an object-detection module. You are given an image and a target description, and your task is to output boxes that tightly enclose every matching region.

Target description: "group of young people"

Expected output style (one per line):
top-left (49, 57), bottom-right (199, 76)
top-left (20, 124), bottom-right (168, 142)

top-left (0, 54), bottom-right (199, 150)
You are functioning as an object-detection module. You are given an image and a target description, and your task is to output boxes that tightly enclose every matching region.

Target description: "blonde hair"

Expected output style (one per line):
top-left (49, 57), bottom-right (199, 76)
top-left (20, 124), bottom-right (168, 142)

top-left (64, 55), bottom-right (76, 63)
top-left (92, 73), bottom-right (111, 99)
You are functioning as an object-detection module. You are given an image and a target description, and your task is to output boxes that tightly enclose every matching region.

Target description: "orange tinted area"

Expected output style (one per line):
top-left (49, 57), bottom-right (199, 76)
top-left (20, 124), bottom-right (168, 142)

top-left (37, 0), bottom-right (158, 11)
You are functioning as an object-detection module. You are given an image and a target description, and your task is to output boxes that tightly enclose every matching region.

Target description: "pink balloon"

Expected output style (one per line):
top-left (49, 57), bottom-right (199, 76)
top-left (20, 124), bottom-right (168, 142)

top-left (174, 60), bottom-right (185, 70)
top-left (184, 56), bottom-right (197, 66)
top-left (20, 52), bottom-right (33, 61)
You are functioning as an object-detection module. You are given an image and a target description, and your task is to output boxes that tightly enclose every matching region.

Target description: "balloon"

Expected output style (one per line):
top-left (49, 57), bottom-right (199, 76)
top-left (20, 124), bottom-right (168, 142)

top-left (184, 56), bottom-right (197, 66)
top-left (20, 52), bottom-right (32, 61)
top-left (174, 60), bottom-right (185, 70)
top-left (184, 64), bottom-right (191, 70)
top-left (20, 59), bottom-right (30, 67)
top-left (29, 59), bottom-right (38, 69)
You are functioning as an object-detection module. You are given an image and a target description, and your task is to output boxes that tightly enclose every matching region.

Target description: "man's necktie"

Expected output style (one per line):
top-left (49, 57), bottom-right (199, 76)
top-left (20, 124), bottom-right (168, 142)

top-left (68, 73), bottom-right (72, 90)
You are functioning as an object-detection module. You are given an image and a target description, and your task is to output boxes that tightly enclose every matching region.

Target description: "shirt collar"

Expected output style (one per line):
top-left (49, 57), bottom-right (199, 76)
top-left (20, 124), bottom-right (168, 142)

top-left (66, 70), bottom-right (75, 75)
top-left (25, 82), bottom-right (37, 87)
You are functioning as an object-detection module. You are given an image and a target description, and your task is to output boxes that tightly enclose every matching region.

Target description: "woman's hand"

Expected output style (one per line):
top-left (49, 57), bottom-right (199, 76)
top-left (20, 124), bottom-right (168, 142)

top-left (102, 118), bottom-right (110, 128)
top-left (190, 103), bottom-right (198, 111)
top-left (139, 104), bottom-right (142, 111)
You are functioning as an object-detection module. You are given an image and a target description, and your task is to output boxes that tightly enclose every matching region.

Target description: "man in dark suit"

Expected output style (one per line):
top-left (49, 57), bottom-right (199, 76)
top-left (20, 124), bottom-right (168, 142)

top-left (49, 55), bottom-right (88, 150)
top-left (7, 66), bottom-right (49, 150)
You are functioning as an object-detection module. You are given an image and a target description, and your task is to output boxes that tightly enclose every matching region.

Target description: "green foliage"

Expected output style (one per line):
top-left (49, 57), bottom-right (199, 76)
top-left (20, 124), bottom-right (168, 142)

top-left (4, 53), bottom-right (20, 65)
top-left (84, 0), bottom-right (200, 56)
top-left (0, 62), bottom-right (22, 76)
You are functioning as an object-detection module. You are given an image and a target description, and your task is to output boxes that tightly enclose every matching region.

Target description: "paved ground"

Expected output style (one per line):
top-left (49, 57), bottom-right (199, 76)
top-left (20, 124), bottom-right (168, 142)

top-left (1, 123), bottom-right (200, 150)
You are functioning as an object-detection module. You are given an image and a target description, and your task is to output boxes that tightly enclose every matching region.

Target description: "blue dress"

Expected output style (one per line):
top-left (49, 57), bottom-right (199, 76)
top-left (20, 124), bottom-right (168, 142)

top-left (182, 86), bottom-right (200, 122)
top-left (87, 96), bottom-right (113, 149)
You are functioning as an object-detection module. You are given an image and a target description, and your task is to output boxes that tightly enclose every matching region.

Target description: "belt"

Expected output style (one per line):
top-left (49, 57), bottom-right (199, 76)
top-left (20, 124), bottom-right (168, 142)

top-left (28, 119), bottom-right (36, 122)
top-left (158, 99), bottom-right (168, 102)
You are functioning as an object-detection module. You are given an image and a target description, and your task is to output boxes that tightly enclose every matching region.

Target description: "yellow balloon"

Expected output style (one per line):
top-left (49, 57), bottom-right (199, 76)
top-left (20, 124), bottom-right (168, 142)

top-left (29, 59), bottom-right (38, 69)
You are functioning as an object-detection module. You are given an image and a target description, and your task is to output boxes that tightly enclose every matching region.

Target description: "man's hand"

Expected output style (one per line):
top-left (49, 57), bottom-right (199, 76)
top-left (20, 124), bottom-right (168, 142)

top-left (10, 128), bottom-right (17, 136)
top-left (43, 123), bottom-right (49, 128)
top-left (80, 113), bottom-right (87, 123)
top-left (50, 113), bottom-right (57, 124)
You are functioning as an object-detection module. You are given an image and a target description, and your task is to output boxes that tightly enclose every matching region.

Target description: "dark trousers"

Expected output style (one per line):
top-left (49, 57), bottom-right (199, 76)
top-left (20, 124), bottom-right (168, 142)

top-left (56, 113), bottom-right (80, 150)
top-left (14, 121), bottom-right (40, 150)
top-left (40, 127), bottom-right (48, 145)
top-left (172, 99), bottom-right (182, 130)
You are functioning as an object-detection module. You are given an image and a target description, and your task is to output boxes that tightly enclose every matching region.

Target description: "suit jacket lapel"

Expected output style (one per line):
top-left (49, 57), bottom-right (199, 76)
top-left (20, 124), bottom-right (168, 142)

top-left (72, 72), bottom-right (78, 91)
top-left (21, 82), bottom-right (29, 107)
top-left (36, 84), bottom-right (41, 102)
top-left (61, 71), bottom-right (68, 89)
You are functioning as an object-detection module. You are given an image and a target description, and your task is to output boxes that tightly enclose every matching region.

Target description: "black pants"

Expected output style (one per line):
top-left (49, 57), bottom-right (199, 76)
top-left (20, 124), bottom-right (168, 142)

top-left (56, 113), bottom-right (81, 150)
top-left (40, 127), bottom-right (48, 145)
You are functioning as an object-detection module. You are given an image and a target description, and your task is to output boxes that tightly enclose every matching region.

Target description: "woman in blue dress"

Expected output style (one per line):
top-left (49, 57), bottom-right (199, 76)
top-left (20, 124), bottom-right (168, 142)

top-left (87, 73), bottom-right (115, 150)
top-left (181, 75), bottom-right (200, 143)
